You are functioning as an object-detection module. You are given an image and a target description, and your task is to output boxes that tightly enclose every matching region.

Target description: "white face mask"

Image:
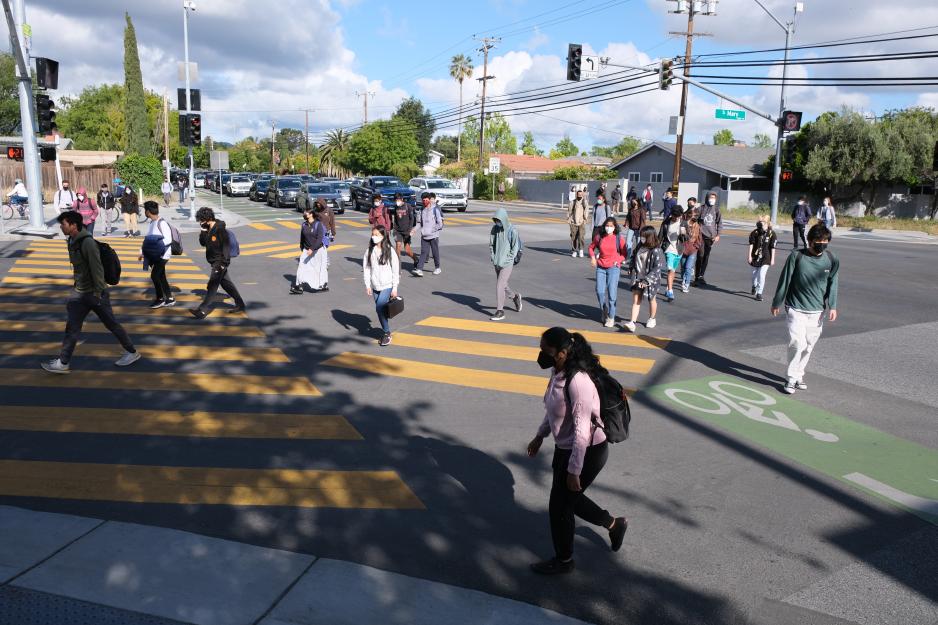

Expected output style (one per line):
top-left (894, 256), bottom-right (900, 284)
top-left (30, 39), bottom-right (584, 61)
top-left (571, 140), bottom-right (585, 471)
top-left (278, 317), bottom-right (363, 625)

top-left (597, 199), bottom-right (604, 205)
top-left (823, 200), bottom-right (830, 206)
top-left (373, 202), bottom-right (381, 208)
top-left (707, 198), bottom-right (715, 206)
top-left (371, 235), bottom-right (383, 244)
top-left (605, 226), bottom-right (615, 234)
top-left (395, 201), bottom-right (403, 207)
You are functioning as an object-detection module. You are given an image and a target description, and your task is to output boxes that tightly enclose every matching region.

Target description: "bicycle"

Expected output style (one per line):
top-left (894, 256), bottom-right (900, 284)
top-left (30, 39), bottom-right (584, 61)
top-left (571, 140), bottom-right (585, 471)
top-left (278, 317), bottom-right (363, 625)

top-left (1, 199), bottom-right (29, 221)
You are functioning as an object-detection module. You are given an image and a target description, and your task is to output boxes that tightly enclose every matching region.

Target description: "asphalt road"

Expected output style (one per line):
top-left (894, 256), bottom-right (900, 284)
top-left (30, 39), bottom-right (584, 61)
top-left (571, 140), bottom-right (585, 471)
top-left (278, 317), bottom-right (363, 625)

top-left (0, 198), bottom-right (936, 625)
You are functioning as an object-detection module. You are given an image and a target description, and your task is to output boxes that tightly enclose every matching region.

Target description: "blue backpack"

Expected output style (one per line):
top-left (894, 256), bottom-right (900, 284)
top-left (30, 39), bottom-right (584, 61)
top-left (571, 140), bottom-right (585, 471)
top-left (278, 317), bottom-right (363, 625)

top-left (227, 228), bottom-right (240, 258)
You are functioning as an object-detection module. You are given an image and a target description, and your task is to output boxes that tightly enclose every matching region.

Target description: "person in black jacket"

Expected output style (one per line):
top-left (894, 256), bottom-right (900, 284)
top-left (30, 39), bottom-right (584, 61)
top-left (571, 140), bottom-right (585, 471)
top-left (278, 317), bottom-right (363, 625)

top-left (290, 204), bottom-right (329, 294)
top-left (190, 207), bottom-right (246, 319)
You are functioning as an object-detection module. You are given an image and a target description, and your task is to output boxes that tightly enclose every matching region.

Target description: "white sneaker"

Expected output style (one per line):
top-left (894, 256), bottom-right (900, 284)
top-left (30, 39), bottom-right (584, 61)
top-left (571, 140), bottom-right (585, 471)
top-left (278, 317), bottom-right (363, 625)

top-left (623, 321), bottom-right (636, 332)
top-left (646, 317), bottom-right (657, 329)
top-left (681, 283), bottom-right (689, 293)
top-left (603, 318), bottom-right (615, 328)
top-left (433, 268), bottom-right (442, 275)
top-left (413, 269), bottom-right (424, 277)
top-left (571, 251), bottom-right (578, 258)
top-left (578, 250), bottom-right (584, 258)
top-left (115, 350), bottom-right (142, 367)
top-left (41, 358), bottom-right (70, 374)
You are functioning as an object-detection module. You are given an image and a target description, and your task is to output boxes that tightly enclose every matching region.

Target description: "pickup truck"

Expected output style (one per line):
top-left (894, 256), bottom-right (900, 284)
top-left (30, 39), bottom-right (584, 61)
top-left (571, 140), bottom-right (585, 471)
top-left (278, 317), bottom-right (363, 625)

top-left (349, 176), bottom-right (416, 212)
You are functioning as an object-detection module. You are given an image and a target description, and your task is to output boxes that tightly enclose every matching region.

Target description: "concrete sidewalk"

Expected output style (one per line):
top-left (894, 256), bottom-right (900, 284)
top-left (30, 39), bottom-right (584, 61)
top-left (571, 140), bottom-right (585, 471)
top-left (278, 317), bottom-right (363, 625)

top-left (0, 505), bottom-right (591, 625)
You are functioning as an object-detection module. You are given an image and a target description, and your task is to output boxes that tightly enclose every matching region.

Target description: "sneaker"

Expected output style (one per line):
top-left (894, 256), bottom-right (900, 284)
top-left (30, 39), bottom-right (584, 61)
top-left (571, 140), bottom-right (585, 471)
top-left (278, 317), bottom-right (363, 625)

top-left (148, 297), bottom-right (164, 309)
top-left (755, 293), bottom-right (764, 302)
top-left (751, 285), bottom-right (757, 295)
top-left (571, 250), bottom-right (578, 258)
top-left (513, 293), bottom-right (523, 312)
top-left (681, 283), bottom-right (689, 293)
top-left (490, 310), bottom-right (506, 321)
top-left (603, 318), bottom-right (615, 328)
top-left (609, 517), bottom-right (629, 552)
top-left (530, 557), bottom-right (575, 575)
top-left (124, 231), bottom-right (131, 238)
top-left (189, 308), bottom-right (207, 320)
top-left (666, 290), bottom-right (674, 302)
top-left (163, 298), bottom-right (176, 307)
top-left (432, 268), bottom-right (442, 275)
top-left (795, 380), bottom-right (808, 390)
top-left (41, 358), bottom-right (70, 374)
top-left (646, 317), bottom-right (657, 329)
top-left (133, 231), bottom-right (140, 237)
top-left (623, 320), bottom-right (636, 332)
top-left (696, 276), bottom-right (707, 286)
top-left (227, 306), bottom-right (246, 314)
top-left (115, 350), bottom-right (141, 367)
top-left (379, 333), bottom-right (392, 347)
top-left (578, 250), bottom-right (584, 258)
top-left (413, 269), bottom-right (424, 277)
top-left (289, 286), bottom-right (303, 295)
top-left (783, 380), bottom-right (797, 394)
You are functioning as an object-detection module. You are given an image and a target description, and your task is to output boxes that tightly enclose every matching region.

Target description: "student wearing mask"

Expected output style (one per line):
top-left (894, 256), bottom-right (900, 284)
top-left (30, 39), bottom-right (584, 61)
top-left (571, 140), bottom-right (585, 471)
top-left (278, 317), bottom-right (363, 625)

top-left (54, 179), bottom-right (76, 213)
top-left (817, 197), bottom-right (837, 229)
top-left (190, 207), bottom-right (246, 319)
top-left (414, 192), bottom-right (443, 277)
top-left (591, 190), bottom-right (610, 241)
top-left (119, 186), bottom-right (140, 237)
top-left (694, 192), bottom-right (722, 286)
top-left (368, 193), bottom-right (392, 232)
top-left (748, 215), bottom-right (777, 302)
top-left (526, 327), bottom-right (628, 575)
top-left (660, 190), bottom-right (677, 219)
top-left (791, 196), bottom-right (812, 249)
top-left (589, 216), bottom-right (627, 328)
top-left (71, 187), bottom-right (99, 237)
top-left (489, 207), bottom-right (523, 322)
top-left (391, 192), bottom-right (417, 265)
top-left (771, 224), bottom-right (839, 395)
top-left (138, 201), bottom-right (176, 309)
top-left (161, 179), bottom-right (173, 207)
top-left (290, 204), bottom-right (329, 294)
top-left (658, 205), bottom-right (686, 302)
top-left (623, 225), bottom-right (663, 333)
top-left (363, 224), bottom-right (400, 347)
top-left (680, 210), bottom-right (702, 293)
top-left (97, 184), bottom-right (116, 235)
top-left (624, 197), bottom-right (645, 258)
top-left (567, 189), bottom-right (588, 258)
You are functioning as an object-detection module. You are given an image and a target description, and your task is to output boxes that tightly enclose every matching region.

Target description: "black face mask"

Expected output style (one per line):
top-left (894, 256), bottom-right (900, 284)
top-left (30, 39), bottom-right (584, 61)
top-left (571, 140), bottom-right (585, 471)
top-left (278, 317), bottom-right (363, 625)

top-left (812, 242), bottom-right (829, 254)
top-left (536, 350), bottom-right (555, 370)
top-left (756, 222), bottom-right (765, 231)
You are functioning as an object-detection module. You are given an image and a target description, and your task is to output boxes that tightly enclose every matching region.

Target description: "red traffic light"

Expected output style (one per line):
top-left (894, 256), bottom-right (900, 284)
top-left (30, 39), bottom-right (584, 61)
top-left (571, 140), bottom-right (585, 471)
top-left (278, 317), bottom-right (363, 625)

top-left (6, 146), bottom-right (24, 160)
top-left (781, 170), bottom-right (793, 182)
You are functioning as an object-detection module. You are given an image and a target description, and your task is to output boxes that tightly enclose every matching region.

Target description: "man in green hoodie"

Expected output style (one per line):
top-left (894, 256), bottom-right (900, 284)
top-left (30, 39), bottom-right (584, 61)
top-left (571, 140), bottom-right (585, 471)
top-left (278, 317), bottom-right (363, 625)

top-left (489, 207), bottom-right (522, 321)
top-left (42, 211), bottom-right (140, 373)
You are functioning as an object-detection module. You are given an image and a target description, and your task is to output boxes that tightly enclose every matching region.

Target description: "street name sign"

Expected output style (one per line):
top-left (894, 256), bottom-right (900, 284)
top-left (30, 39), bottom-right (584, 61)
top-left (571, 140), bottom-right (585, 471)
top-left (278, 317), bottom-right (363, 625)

top-left (715, 109), bottom-right (746, 121)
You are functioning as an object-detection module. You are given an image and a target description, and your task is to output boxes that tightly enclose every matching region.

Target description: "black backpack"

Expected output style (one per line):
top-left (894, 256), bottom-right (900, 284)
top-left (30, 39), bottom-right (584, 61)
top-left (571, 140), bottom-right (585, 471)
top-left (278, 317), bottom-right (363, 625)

top-left (96, 240), bottom-right (121, 285)
top-left (565, 371), bottom-right (631, 443)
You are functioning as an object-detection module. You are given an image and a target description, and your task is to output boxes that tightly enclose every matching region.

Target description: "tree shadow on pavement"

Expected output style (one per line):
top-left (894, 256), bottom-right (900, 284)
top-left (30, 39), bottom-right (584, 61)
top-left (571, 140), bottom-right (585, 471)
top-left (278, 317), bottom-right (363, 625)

top-left (522, 296), bottom-right (598, 323)
top-left (432, 291), bottom-right (490, 316)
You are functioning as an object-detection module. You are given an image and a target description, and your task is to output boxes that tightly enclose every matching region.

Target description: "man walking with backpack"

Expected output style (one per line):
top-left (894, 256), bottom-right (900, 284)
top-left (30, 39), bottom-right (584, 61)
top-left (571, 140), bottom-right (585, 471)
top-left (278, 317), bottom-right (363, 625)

top-left (489, 207), bottom-right (522, 321)
top-left (190, 206), bottom-right (246, 319)
top-left (694, 191), bottom-right (722, 287)
top-left (791, 196), bottom-right (812, 249)
top-left (54, 179), bottom-right (76, 213)
top-left (42, 211), bottom-right (140, 373)
top-left (414, 192), bottom-right (443, 277)
top-left (139, 201), bottom-right (176, 309)
top-left (771, 223), bottom-right (839, 395)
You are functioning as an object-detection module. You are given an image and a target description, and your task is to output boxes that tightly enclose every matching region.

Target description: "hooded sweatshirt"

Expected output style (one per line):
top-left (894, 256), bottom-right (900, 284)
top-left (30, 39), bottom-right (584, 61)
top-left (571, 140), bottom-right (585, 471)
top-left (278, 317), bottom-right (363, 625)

top-left (67, 229), bottom-right (107, 294)
top-left (72, 187), bottom-right (98, 225)
top-left (417, 202), bottom-right (443, 240)
top-left (698, 201), bottom-right (722, 239)
top-left (490, 207), bottom-right (520, 268)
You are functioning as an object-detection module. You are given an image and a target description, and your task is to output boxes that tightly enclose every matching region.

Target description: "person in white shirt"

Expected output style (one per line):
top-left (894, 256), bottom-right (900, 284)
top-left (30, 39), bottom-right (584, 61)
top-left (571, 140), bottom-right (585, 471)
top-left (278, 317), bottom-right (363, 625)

top-left (54, 179), bottom-right (76, 212)
top-left (363, 224), bottom-right (400, 347)
top-left (6, 178), bottom-right (28, 216)
top-left (137, 201), bottom-right (176, 309)
top-left (160, 179), bottom-right (173, 207)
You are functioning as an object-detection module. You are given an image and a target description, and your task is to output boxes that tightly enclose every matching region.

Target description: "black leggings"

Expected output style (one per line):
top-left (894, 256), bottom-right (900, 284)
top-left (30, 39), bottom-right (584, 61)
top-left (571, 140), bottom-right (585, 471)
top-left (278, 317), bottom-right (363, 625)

top-left (150, 258), bottom-right (172, 300)
top-left (549, 442), bottom-right (614, 560)
top-left (695, 236), bottom-right (715, 279)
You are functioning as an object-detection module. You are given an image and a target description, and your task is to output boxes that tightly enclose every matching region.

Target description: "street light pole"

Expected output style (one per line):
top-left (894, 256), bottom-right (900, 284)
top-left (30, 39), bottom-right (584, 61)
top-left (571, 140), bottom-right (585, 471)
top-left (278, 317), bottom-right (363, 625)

top-left (183, 0), bottom-right (196, 220)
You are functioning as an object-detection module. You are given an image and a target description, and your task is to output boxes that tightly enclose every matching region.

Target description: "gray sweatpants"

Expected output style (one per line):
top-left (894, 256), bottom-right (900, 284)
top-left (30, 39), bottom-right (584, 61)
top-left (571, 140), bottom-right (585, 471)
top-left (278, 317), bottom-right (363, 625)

top-left (495, 264), bottom-right (516, 311)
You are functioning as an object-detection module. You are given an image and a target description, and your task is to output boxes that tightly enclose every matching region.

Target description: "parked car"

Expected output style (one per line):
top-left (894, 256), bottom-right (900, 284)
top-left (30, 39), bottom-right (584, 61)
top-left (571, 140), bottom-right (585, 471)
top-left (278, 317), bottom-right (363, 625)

top-left (194, 173), bottom-right (206, 188)
top-left (349, 176), bottom-right (416, 211)
top-left (250, 179), bottom-right (270, 202)
top-left (331, 181), bottom-right (353, 211)
top-left (296, 182), bottom-right (344, 214)
top-left (226, 175), bottom-right (253, 197)
top-left (409, 177), bottom-right (468, 212)
top-left (266, 177), bottom-right (302, 208)
top-left (204, 172), bottom-right (218, 191)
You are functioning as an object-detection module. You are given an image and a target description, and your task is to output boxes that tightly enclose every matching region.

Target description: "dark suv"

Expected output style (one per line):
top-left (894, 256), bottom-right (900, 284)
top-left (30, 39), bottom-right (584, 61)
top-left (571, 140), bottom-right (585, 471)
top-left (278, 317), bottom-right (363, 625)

top-left (266, 177), bottom-right (302, 208)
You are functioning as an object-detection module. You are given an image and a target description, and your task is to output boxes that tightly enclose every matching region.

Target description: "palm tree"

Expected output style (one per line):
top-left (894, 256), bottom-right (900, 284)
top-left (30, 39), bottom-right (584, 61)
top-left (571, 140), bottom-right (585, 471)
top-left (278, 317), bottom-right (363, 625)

top-left (449, 54), bottom-right (474, 163)
top-left (319, 128), bottom-right (351, 177)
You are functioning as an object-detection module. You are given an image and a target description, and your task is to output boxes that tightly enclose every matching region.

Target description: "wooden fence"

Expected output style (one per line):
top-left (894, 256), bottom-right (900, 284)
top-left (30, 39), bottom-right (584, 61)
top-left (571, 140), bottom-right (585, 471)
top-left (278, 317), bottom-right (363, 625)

top-left (0, 161), bottom-right (117, 201)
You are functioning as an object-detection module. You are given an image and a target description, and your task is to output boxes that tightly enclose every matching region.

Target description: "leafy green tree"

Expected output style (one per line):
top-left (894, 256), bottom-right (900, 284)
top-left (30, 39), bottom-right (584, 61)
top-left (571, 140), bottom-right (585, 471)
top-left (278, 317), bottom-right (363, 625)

top-left (590, 136), bottom-right (642, 161)
top-left (543, 166), bottom-right (617, 181)
top-left (753, 133), bottom-right (773, 149)
top-left (344, 120), bottom-right (421, 175)
top-left (484, 112), bottom-right (517, 154)
top-left (431, 135), bottom-right (458, 161)
top-left (0, 53), bottom-right (21, 134)
top-left (115, 154), bottom-right (163, 194)
top-left (57, 84), bottom-right (126, 150)
top-left (392, 96), bottom-right (436, 164)
top-left (319, 128), bottom-right (351, 176)
top-left (549, 135), bottom-right (579, 159)
top-left (713, 129), bottom-right (734, 146)
top-left (123, 13), bottom-right (152, 156)
top-left (460, 115), bottom-right (480, 157)
top-left (520, 131), bottom-right (543, 156)
top-left (449, 54), bottom-right (473, 162)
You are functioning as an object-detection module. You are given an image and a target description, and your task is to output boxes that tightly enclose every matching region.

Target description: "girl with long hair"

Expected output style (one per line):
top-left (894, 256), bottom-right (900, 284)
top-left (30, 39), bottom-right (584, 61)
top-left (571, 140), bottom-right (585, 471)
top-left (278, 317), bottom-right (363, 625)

top-left (363, 224), bottom-right (400, 346)
top-left (588, 216), bottom-right (627, 328)
top-left (623, 225), bottom-right (663, 333)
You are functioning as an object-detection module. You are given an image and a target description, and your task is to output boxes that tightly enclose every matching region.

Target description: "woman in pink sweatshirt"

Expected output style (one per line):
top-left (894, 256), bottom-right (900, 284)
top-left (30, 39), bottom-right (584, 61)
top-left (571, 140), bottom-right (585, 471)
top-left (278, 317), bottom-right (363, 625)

top-left (526, 327), bottom-right (628, 575)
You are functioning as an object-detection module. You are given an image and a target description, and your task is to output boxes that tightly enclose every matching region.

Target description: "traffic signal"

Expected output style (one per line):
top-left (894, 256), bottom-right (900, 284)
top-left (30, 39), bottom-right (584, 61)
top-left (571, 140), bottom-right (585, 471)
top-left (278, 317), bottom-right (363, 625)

top-left (40, 146), bottom-right (56, 161)
top-left (188, 113), bottom-right (202, 146)
top-left (780, 170), bottom-right (793, 182)
top-left (6, 146), bottom-right (23, 160)
top-left (566, 44), bottom-right (582, 81)
top-left (784, 136), bottom-right (797, 164)
top-left (659, 59), bottom-right (674, 90)
top-left (35, 94), bottom-right (56, 133)
top-left (781, 110), bottom-right (803, 132)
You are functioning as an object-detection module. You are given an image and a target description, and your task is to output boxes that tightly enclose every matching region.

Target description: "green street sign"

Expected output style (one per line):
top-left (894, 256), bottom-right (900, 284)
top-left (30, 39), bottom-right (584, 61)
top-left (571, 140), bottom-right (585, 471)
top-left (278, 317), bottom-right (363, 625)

top-left (716, 108), bottom-right (746, 121)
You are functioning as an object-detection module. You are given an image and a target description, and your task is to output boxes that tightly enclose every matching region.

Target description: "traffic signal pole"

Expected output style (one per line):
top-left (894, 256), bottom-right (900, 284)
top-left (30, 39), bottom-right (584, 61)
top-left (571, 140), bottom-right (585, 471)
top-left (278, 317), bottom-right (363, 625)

top-left (670, 7), bottom-right (694, 197)
top-left (769, 20), bottom-right (794, 226)
top-left (3, 0), bottom-right (48, 233)
top-left (183, 1), bottom-right (195, 221)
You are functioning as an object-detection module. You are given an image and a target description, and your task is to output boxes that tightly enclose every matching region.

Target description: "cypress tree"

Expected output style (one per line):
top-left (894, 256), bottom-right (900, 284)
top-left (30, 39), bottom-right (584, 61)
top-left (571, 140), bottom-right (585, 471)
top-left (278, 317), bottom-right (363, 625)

top-left (123, 12), bottom-right (152, 156)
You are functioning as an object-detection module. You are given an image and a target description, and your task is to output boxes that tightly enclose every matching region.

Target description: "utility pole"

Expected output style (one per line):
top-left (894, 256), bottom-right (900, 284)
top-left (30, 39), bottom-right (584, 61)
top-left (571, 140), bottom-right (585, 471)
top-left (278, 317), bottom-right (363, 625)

top-left (304, 108), bottom-right (310, 174)
top-left (162, 90), bottom-right (170, 182)
top-left (269, 120), bottom-right (276, 174)
top-left (3, 0), bottom-right (47, 232)
top-left (475, 36), bottom-right (499, 168)
top-left (182, 0), bottom-right (196, 220)
top-left (355, 91), bottom-right (375, 125)
top-left (668, 0), bottom-right (715, 197)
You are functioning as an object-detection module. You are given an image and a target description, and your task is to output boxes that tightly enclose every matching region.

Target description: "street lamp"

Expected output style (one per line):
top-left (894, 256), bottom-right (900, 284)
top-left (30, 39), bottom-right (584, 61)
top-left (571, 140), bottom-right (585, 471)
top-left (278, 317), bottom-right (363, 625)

top-left (754, 0), bottom-right (804, 225)
top-left (183, 0), bottom-right (196, 220)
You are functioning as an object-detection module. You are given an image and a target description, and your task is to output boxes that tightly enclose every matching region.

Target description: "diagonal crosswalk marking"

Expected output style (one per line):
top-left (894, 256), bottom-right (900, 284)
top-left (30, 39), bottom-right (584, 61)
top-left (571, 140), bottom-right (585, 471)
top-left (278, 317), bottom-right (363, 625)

top-left (12, 259), bottom-right (204, 272)
top-left (2, 276), bottom-right (206, 289)
top-left (249, 222), bottom-right (276, 230)
top-left (275, 220), bottom-right (302, 230)
top-left (391, 332), bottom-right (656, 374)
top-left (0, 341), bottom-right (284, 362)
top-left (0, 405), bottom-right (359, 439)
top-left (336, 219), bottom-right (370, 228)
top-left (0, 302), bottom-right (244, 318)
top-left (0, 368), bottom-right (321, 396)
top-left (0, 460), bottom-right (422, 509)
top-left (0, 319), bottom-right (265, 337)
top-left (237, 243), bottom-right (301, 256)
top-left (0, 287), bottom-right (216, 303)
top-left (416, 316), bottom-right (670, 349)
top-left (267, 244), bottom-right (355, 259)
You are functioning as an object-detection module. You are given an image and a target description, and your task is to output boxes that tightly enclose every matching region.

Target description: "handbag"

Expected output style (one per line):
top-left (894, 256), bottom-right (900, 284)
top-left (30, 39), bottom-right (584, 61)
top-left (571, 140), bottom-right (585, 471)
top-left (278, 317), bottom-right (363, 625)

top-left (386, 296), bottom-right (405, 319)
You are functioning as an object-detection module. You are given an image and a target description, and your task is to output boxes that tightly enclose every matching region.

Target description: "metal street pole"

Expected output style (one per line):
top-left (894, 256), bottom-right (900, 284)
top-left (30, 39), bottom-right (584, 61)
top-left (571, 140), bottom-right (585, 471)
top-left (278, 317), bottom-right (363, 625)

top-left (183, 1), bottom-right (195, 220)
top-left (671, 5), bottom-right (694, 197)
top-left (769, 22), bottom-right (793, 226)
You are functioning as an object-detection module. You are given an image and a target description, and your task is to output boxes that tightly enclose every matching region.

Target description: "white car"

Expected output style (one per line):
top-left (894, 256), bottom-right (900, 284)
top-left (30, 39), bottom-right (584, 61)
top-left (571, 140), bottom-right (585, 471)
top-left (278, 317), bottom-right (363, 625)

top-left (226, 175), bottom-right (253, 197)
top-left (194, 173), bottom-right (206, 188)
top-left (409, 177), bottom-right (468, 212)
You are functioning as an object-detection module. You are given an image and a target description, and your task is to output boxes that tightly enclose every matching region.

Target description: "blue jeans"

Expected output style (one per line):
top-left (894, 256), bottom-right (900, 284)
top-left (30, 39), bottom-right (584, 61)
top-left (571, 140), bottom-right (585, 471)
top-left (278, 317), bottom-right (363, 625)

top-left (373, 288), bottom-right (392, 334)
top-left (595, 265), bottom-right (620, 321)
top-left (681, 253), bottom-right (697, 287)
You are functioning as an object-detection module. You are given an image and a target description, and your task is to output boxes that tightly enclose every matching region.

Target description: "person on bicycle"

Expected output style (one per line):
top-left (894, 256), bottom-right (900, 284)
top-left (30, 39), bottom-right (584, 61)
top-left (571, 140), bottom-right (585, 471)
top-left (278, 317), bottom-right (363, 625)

top-left (6, 178), bottom-right (28, 215)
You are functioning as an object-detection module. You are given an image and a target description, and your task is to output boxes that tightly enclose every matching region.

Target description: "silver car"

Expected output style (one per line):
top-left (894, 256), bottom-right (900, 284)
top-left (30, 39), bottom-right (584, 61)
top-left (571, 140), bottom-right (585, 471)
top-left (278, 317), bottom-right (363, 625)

top-left (296, 182), bottom-right (344, 213)
top-left (409, 177), bottom-right (468, 212)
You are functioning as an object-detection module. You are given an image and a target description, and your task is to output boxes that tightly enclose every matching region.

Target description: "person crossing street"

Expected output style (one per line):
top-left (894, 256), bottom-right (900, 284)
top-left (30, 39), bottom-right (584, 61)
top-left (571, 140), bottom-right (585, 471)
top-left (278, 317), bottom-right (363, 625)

top-left (190, 207), bottom-right (246, 319)
top-left (489, 207), bottom-right (522, 322)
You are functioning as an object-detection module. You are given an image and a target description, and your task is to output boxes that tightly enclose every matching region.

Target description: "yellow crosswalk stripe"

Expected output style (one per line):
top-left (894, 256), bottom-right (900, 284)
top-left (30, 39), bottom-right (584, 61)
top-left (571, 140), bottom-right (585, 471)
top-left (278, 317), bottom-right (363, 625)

top-left (0, 369), bottom-right (321, 396)
top-left (415, 316), bottom-right (670, 349)
top-left (12, 259), bottom-right (203, 271)
top-left (0, 406), bottom-right (359, 439)
top-left (0, 303), bottom-right (244, 318)
top-left (392, 332), bottom-right (655, 374)
top-left (512, 217), bottom-right (559, 224)
top-left (0, 340), bottom-right (276, 361)
top-left (267, 244), bottom-right (354, 259)
top-left (7, 267), bottom-right (206, 281)
top-left (0, 460), bottom-right (422, 509)
top-left (323, 352), bottom-right (549, 396)
top-left (0, 319), bottom-right (265, 338)
top-left (230, 240), bottom-right (288, 249)
top-left (0, 287), bottom-right (214, 303)
top-left (2, 276), bottom-right (205, 289)
top-left (445, 218), bottom-right (485, 225)
top-left (337, 220), bottom-right (370, 228)
top-left (249, 222), bottom-right (276, 230)
top-left (237, 243), bottom-right (300, 256)
top-left (276, 220), bottom-right (301, 230)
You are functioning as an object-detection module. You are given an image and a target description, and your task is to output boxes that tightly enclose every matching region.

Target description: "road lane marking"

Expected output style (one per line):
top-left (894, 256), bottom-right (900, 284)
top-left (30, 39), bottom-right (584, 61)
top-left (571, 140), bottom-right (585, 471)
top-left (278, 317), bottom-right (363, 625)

top-left (415, 316), bottom-right (669, 349)
top-left (0, 287), bottom-right (214, 303)
top-left (7, 267), bottom-right (206, 281)
top-left (237, 243), bottom-right (302, 256)
top-left (337, 220), bottom-right (370, 228)
top-left (0, 302), bottom-right (244, 318)
top-left (0, 341), bottom-right (284, 361)
top-left (249, 223), bottom-right (276, 230)
top-left (12, 259), bottom-right (203, 271)
top-left (391, 332), bottom-right (656, 374)
top-left (276, 221), bottom-right (302, 230)
top-left (0, 460), bottom-right (422, 509)
top-left (0, 319), bottom-right (265, 337)
top-left (2, 276), bottom-right (206, 289)
top-left (0, 369), bottom-right (321, 396)
top-left (0, 405), bottom-right (359, 439)
top-left (267, 244), bottom-right (354, 259)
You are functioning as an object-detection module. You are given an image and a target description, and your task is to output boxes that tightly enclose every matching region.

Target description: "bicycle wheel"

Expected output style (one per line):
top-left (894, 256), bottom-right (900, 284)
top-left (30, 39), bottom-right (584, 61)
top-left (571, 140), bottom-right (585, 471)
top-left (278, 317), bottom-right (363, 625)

top-left (106, 207), bottom-right (120, 222)
top-left (1, 204), bottom-right (12, 220)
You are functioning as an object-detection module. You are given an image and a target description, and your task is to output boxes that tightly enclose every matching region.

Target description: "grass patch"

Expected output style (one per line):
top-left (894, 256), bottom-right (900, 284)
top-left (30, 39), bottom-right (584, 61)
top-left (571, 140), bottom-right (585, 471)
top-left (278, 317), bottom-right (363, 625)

top-left (725, 206), bottom-right (938, 235)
